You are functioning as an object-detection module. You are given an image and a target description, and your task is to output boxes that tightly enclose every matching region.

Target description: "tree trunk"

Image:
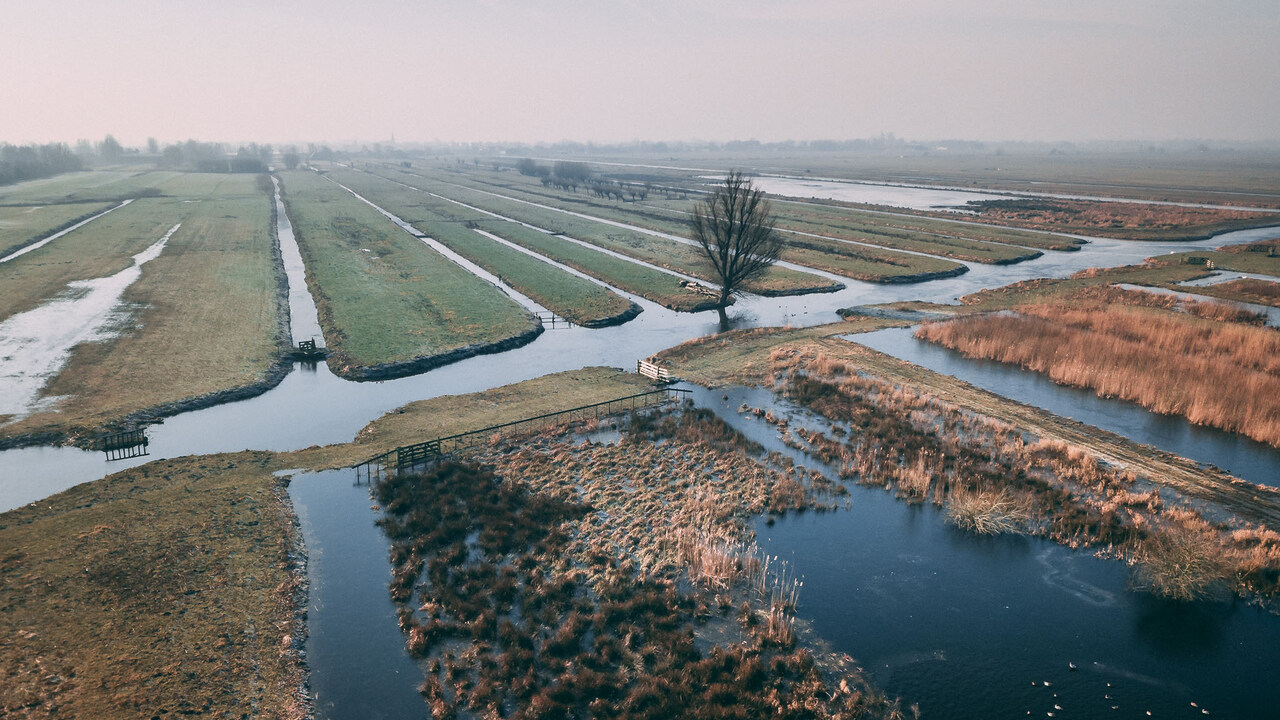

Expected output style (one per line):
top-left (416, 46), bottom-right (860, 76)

top-left (716, 304), bottom-right (729, 331)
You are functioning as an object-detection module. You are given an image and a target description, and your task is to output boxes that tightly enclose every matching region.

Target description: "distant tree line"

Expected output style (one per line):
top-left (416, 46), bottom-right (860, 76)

top-left (159, 140), bottom-right (274, 173)
top-left (0, 142), bottom-right (84, 186)
top-left (512, 158), bottom-right (660, 200)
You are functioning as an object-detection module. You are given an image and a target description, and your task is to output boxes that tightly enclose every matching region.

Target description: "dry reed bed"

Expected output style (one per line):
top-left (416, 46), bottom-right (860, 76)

top-left (916, 287), bottom-right (1280, 447)
top-left (375, 409), bottom-right (903, 719)
top-left (960, 197), bottom-right (1274, 240)
top-left (764, 347), bottom-right (1280, 603)
top-left (1206, 278), bottom-right (1280, 308)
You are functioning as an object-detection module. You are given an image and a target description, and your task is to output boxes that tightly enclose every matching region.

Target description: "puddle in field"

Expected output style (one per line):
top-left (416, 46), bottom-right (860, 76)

top-left (0, 223), bottom-right (178, 421)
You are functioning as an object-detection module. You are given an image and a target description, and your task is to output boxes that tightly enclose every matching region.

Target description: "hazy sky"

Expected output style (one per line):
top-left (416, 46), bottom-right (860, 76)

top-left (4, 0), bottom-right (1279, 146)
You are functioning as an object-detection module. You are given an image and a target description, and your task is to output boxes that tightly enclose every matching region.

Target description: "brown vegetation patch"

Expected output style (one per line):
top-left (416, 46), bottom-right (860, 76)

top-left (963, 197), bottom-right (1276, 240)
top-left (375, 408), bottom-right (903, 718)
top-left (0, 452), bottom-right (307, 719)
top-left (1208, 278), bottom-right (1280, 308)
top-left (763, 347), bottom-right (1280, 603)
top-left (917, 291), bottom-right (1280, 447)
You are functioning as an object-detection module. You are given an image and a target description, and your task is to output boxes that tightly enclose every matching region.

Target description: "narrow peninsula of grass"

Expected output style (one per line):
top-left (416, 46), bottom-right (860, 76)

top-left (317, 170), bottom-right (638, 326)
top-left (364, 165), bottom-right (843, 296)
top-left (279, 170), bottom-right (538, 379)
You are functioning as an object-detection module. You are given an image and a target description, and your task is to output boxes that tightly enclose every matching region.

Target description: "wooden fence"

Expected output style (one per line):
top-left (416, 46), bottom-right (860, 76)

top-left (353, 386), bottom-right (690, 483)
top-left (637, 359), bottom-right (672, 382)
top-left (535, 310), bottom-right (574, 329)
top-left (99, 428), bottom-right (149, 461)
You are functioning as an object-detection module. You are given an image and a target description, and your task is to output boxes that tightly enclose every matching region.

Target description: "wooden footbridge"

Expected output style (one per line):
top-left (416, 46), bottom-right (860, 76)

top-left (353, 386), bottom-right (690, 483)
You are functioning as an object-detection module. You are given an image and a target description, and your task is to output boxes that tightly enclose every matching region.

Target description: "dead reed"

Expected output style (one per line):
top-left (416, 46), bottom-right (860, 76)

top-left (375, 406), bottom-right (904, 719)
top-left (767, 347), bottom-right (1280, 604)
top-left (917, 291), bottom-right (1280, 447)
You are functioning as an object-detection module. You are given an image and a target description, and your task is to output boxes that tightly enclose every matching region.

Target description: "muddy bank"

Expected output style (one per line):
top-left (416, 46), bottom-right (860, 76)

top-left (754, 279), bottom-right (846, 297)
top-left (991, 248), bottom-right (1044, 264)
top-left (330, 320), bottom-right (545, 382)
top-left (576, 299), bottom-right (644, 328)
top-left (0, 357), bottom-right (297, 452)
top-left (273, 471), bottom-right (314, 719)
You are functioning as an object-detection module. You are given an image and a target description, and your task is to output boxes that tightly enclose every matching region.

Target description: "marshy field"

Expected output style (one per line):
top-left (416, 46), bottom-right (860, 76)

top-left (3, 149), bottom-right (1280, 719)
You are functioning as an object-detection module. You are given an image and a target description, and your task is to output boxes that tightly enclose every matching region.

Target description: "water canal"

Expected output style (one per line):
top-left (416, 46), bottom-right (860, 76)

top-left (1, 180), bottom-right (1278, 719)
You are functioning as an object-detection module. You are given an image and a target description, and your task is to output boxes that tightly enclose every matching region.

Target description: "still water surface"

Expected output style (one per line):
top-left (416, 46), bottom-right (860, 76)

top-left (2, 180), bottom-right (1279, 719)
top-left (695, 385), bottom-right (1280, 720)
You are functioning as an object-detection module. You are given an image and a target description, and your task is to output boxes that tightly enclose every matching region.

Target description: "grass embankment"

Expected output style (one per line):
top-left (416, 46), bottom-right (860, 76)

top-left (279, 170), bottom-right (538, 379)
top-left (654, 325), bottom-right (1280, 603)
top-left (0, 202), bottom-right (114, 258)
top-left (346, 170), bottom-right (713, 311)
top-left (320, 170), bottom-right (638, 326)
top-left (770, 198), bottom-right (1083, 252)
top-left (917, 286), bottom-right (1280, 447)
top-left (370, 165), bottom-right (844, 295)
top-left (0, 175), bottom-right (290, 447)
top-left (0, 452), bottom-right (307, 719)
top-left (395, 165), bottom-right (968, 281)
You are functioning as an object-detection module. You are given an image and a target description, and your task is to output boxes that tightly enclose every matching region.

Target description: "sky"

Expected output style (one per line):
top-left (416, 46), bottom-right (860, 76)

top-left (4, 0), bottom-right (1279, 147)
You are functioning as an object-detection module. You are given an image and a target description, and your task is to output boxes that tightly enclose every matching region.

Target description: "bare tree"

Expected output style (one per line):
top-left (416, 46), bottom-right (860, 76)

top-left (690, 171), bottom-right (784, 330)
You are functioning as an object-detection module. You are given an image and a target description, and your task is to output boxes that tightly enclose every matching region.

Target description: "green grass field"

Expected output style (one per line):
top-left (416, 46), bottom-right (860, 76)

top-left (429, 164), bottom-right (1053, 262)
top-left (0, 174), bottom-right (289, 444)
top-left (279, 170), bottom-right (535, 375)
top-left (364, 165), bottom-right (841, 295)
top-left (389, 162), bottom-right (1039, 266)
top-left (475, 219), bottom-right (715, 311)
top-left (319, 170), bottom-right (635, 325)
top-left (0, 201), bottom-right (114, 258)
top-left (0, 197), bottom-right (193, 322)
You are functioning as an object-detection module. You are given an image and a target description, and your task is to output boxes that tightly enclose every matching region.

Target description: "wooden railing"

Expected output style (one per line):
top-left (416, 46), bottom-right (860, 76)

top-left (353, 387), bottom-right (690, 483)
